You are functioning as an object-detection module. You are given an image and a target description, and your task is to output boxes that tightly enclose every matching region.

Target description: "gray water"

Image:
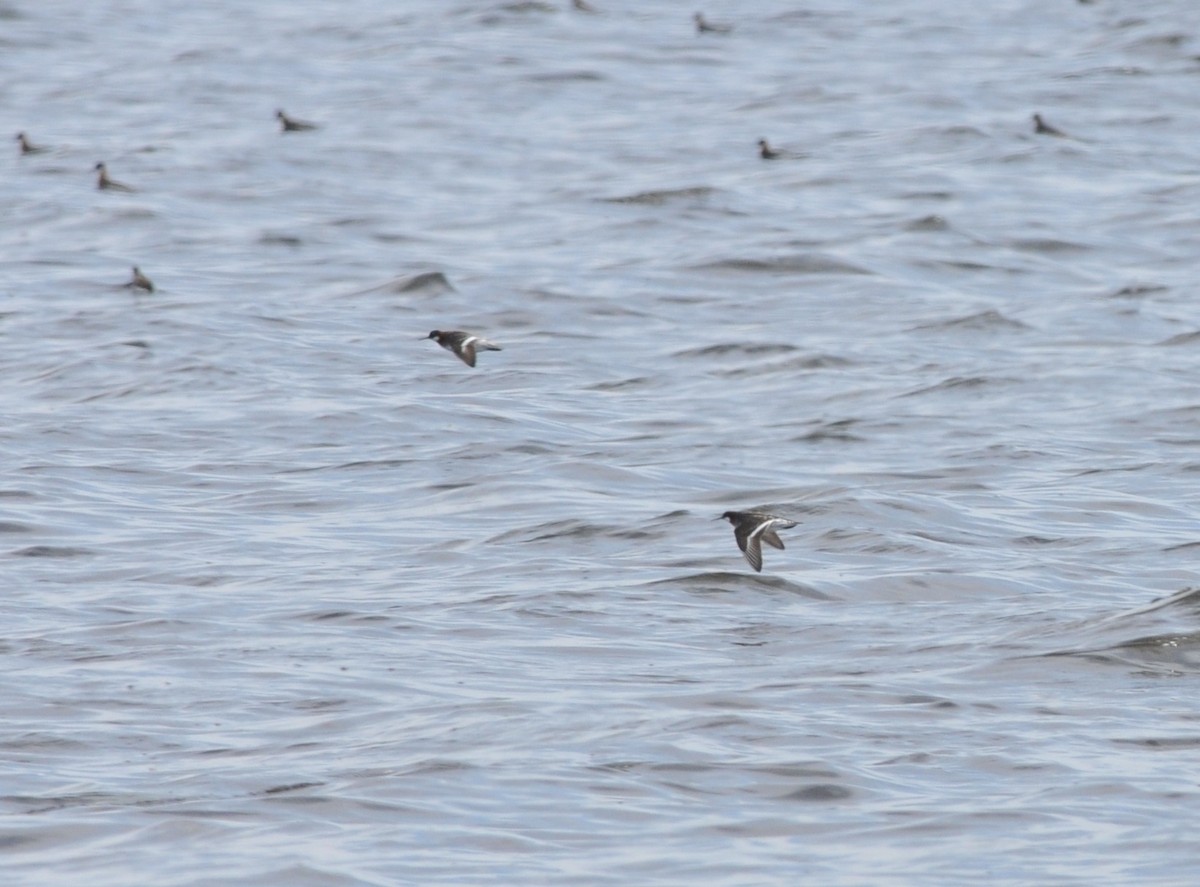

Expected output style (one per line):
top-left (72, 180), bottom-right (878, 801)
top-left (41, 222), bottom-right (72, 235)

top-left (5, 0), bottom-right (1200, 883)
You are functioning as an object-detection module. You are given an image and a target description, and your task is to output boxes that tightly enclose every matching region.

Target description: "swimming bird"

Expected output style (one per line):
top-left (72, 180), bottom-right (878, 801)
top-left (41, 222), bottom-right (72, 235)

top-left (1032, 113), bottom-right (1066, 137)
top-left (425, 330), bottom-right (502, 367)
top-left (125, 265), bottom-right (154, 293)
top-left (758, 138), bottom-right (780, 159)
top-left (95, 162), bottom-right (134, 192)
top-left (694, 12), bottom-right (732, 34)
top-left (571, 0), bottom-right (597, 11)
top-left (720, 511), bottom-right (797, 573)
top-left (276, 109), bottom-right (318, 132)
top-left (15, 132), bottom-right (46, 155)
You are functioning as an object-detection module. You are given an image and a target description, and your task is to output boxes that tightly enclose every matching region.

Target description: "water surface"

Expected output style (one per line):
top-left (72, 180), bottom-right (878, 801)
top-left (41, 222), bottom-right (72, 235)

top-left (4, 0), bottom-right (1200, 884)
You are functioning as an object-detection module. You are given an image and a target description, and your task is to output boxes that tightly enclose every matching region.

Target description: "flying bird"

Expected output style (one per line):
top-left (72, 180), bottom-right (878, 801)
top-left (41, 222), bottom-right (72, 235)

top-left (720, 510), bottom-right (797, 572)
top-left (425, 330), bottom-right (502, 368)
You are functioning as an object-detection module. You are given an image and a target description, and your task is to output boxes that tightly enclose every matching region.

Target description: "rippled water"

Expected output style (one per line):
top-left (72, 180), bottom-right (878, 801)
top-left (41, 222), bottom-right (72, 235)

top-left (5, 0), bottom-right (1200, 883)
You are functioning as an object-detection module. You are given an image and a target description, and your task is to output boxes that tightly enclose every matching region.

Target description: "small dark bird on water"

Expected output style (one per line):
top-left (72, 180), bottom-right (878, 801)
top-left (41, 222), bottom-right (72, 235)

top-left (694, 12), bottom-right (732, 34)
top-left (276, 109), bottom-right (318, 132)
top-left (125, 266), bottom-right (154, 293)
top-left (1032, 113), bottom-right (1067, 137)
top-left (15, 132), bottom-right (46, 155)
top-left (425, 330), bottom-right (502, 368)
top-left (571, 0), bottom-right (597, 11)
top-left (720, 511), bottom-right (797, 573)
top-left (95, 162), bottom-right (134, 192)
top-left (758, 138), bottom-right (780, 160)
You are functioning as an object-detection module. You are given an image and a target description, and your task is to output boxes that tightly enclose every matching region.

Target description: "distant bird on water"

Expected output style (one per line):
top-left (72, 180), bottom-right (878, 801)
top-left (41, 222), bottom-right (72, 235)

top-left (276, 109), bottom-right (318, 132)
top-left (15, 132), bottom-right (46, 155)
top-left (720, 511), bottom-right (797, 573)
top-left (1032, 113), bottom-right (1067, 137)
top-left (125, 266), bottom-right (154, 293)
top-left (757, 138), bottom-right (806, 160)
top-left (694, 12), bottom-right (732, 34)
top-left (425, 330), bottom-right (502, 368)
top-left (95, 162), bottom-right (134, 192)
top-left (571, 0), bottom-right (597, 11)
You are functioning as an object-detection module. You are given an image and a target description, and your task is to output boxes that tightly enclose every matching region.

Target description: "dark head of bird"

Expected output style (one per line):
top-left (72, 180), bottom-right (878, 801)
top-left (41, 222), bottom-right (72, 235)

top-left (719, 511), bottom-right (735, 522)
top-left (426, 330), bottom-right (442, 340)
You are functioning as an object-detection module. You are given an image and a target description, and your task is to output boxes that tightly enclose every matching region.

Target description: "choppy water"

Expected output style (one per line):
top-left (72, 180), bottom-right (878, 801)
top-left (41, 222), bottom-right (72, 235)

top-left (5, 0), bottom-right (1200, 883)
